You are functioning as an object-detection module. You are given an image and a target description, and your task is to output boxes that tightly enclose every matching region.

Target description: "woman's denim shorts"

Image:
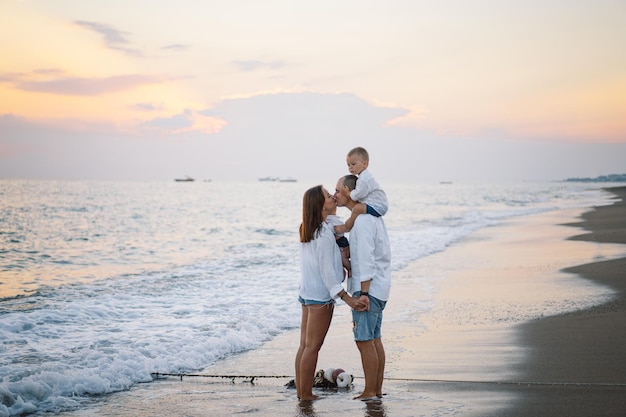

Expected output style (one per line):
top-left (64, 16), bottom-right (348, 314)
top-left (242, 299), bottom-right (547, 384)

top-left (298, 296), bottom-right (333, 306)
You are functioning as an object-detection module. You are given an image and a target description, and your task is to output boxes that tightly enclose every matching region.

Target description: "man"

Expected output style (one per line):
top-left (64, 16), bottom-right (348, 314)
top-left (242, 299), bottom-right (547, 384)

top-left (334, 174), bottom-right (391, 401)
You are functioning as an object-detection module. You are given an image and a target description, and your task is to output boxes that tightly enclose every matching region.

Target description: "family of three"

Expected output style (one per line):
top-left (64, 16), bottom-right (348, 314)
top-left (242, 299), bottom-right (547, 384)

top-left (294, 147), bottom-right (391, 402)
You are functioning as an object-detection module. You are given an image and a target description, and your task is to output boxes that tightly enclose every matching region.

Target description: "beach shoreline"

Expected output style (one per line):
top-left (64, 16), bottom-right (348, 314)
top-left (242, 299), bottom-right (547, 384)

top-left (499, 186), bottom-right (626, 416)
top-left (55, 187), bottom-right (626, 417)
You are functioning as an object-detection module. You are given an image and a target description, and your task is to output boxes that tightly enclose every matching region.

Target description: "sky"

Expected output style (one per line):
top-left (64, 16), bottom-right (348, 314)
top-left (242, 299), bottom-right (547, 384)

top-left (1, 0), bottom-right (625, 183)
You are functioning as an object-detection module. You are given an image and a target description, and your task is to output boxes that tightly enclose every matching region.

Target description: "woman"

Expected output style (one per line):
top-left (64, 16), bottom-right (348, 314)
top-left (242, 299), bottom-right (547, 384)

top-left (295, 185), bottom-right (353, 401)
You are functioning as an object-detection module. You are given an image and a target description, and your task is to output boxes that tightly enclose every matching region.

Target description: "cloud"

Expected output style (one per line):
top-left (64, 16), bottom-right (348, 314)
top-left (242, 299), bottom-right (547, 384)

top-left (142, 109), bottom-right (193, 128)
top-left (138, 109), bottom-right (195, 133)
top-left (195, 92), bottom-right (413, 179)
top-left (161, 44), bottom-right (190, 51)
top-left (202, 92), bottom-right (408, 133)
top-left (232, 60), bottom-right (286, 72)
top-left (74, 20), bottom-right (141, 56)
top-left (33, 68), bottom-right (66, 76)
top-left (132, 102), bottom-right (163, 112)
top-left (0, 115), bottom-right (44, 158)
top-left (3, 92), bottom-right (625, 182)
top-left (1, 72), bottom-right (163, 96)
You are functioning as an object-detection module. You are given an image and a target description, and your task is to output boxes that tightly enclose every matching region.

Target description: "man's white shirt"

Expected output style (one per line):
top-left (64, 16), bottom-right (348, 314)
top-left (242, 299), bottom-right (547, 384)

top-left (348, 214), bottom-right (391, 301)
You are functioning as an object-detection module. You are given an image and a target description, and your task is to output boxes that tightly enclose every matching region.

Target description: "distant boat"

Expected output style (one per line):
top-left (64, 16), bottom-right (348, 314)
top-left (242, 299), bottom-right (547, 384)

top-left (258, 176), bottom-right (279, 182)
top-left (439, 181), bottom-right (453, 184)
top-left (278, 177), bottom-right (297, 183)
top-left (175, 176), bottom-right (195, 182)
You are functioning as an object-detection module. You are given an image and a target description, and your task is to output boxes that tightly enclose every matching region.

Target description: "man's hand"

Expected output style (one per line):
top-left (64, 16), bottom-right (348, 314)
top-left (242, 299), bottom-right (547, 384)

top-left (357, 295), bottom-right (370, 312)
top-left (344, 295), bottom-right (369, 311)
top-left (344, 294), bottom-right (366, 311)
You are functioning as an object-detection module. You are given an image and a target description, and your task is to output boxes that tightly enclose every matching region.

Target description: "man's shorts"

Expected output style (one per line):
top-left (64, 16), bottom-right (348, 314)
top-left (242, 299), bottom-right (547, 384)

top-left (352, 294), bottom-right (387, 341)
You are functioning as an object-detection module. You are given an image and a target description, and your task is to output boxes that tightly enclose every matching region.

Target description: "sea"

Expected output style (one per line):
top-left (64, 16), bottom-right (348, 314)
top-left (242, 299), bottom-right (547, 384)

top-left (0, 179), bottom-right (621, 416)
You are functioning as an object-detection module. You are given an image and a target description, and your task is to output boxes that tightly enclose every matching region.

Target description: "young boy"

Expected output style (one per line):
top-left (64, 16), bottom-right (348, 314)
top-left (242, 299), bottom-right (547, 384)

top-left (334, 146), bottom-right (388, 234)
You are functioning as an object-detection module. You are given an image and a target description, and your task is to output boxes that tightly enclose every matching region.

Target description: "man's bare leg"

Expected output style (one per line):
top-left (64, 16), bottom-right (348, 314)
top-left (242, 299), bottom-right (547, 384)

top-left (374, 337), bottom-right (385, 397)
top-left (354, 340), bottom-right (379, 400)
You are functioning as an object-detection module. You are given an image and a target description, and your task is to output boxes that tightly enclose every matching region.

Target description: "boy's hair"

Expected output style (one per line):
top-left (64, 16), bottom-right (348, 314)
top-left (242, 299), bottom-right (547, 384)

top-left (347, 146), bottom-right (369, 161)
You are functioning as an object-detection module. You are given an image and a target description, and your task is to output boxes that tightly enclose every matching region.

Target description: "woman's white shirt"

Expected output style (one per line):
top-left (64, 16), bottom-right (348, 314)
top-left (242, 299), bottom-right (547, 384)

top-left (299, 221), bottom-right (344, 302)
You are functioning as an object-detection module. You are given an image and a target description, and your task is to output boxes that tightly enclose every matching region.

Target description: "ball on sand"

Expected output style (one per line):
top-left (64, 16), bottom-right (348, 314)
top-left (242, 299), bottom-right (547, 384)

top-left (336, 372), bottom-right (352, 388)
top-left (331, 368), bottom-right (345, 383)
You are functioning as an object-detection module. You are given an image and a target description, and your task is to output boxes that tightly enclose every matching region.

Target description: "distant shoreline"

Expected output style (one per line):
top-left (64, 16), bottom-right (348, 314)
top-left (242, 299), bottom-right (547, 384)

top-left (564, 173), bottom-right (626, 182)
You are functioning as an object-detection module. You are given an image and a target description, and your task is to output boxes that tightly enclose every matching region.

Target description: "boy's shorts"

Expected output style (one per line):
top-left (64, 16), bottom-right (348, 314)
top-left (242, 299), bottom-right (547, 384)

top-left (352, 294), bottom-right (386, 341)
top-left (366, 205), bottom-right (382, 217)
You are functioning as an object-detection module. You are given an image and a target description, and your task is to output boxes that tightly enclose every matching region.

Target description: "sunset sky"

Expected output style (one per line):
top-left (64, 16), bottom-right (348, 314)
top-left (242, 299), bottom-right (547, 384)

top-left (1, 0), bottom-right (625, 182)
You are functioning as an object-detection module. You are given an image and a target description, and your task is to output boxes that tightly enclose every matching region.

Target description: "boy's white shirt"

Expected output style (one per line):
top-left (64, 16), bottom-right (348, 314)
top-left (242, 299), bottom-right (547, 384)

top-left (350, 168), bottom-right (389, 216)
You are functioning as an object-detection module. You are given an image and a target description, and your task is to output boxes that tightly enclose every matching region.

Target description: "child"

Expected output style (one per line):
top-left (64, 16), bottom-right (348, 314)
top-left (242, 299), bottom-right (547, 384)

top-left (334, 146), bottom-right (388, 234)
top-left (326, 204), bottom-right (352, 278)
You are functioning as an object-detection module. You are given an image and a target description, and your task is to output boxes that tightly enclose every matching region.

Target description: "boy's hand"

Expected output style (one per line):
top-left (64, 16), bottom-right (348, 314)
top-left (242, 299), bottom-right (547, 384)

top-left (334, 224), bottom-right (348, 234)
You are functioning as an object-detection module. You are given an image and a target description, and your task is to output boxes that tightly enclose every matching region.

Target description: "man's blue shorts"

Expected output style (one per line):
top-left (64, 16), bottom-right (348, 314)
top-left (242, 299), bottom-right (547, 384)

top-left (352, 294), bottom-right (386, 341)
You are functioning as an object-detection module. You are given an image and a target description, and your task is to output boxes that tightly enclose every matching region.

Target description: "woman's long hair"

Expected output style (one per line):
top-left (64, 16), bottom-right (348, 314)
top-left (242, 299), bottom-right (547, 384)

top-left (299, 185), bottom-right (325, 243)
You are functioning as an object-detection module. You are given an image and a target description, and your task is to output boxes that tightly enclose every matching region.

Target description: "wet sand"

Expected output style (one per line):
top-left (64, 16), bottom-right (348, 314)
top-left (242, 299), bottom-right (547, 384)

top-left (501, 186), bottom-right (626, 416)
top-left (62, 187), bottom-right (626, 417)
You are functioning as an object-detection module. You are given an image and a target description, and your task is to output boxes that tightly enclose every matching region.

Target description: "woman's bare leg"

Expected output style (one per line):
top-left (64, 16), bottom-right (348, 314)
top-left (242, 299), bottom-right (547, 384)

top-left (295, 305), bottom-right (308, 399)
top-left (298, 303), bottom-right (334, 401)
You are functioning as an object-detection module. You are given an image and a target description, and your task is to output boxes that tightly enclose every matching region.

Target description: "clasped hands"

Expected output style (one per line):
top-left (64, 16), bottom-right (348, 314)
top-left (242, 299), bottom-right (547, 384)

top-left (344, 293), bottom-right (370, 312)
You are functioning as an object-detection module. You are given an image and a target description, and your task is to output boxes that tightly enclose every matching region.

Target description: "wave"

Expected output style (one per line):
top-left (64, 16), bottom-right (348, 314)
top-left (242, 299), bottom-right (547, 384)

top-left (0, 255), bottom-right (300, 415)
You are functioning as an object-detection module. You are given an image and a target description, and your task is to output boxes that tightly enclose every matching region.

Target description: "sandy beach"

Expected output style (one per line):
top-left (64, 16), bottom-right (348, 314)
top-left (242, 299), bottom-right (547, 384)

top-left (502, 186), bottom-right (626, 417)
top-left (61, 187), bottom-right (626, 417)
